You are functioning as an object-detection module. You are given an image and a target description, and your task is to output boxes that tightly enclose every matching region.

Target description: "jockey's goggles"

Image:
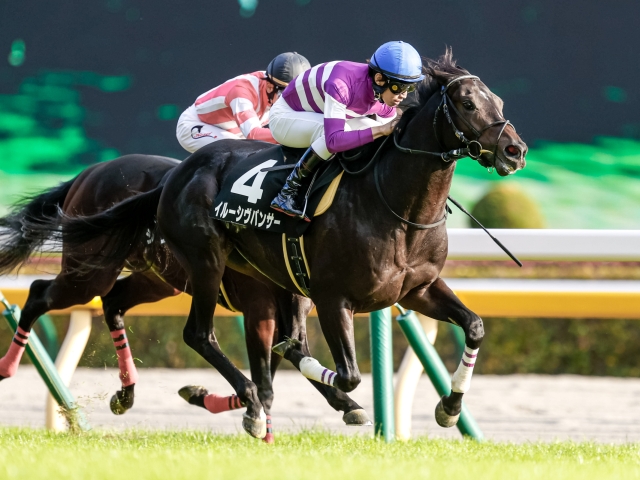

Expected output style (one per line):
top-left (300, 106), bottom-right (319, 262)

top-left (387, 80), bottom-right (416, 94)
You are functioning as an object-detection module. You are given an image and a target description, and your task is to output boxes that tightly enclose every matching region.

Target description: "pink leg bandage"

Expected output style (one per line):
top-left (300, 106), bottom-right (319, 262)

top-left (203, 393), bottom-right (243, 414)
top-left (0, 327), bottom-right (30, 378)
top-left (263, 415), bottom-right (274, 444)
top-left (111, 329), bottom-right (139, 387)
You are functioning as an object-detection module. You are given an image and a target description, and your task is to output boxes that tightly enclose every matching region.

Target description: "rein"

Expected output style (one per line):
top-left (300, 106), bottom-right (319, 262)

top-left (340, 74), bottom-right (513, 231)
top-left (339, 136), bottom-right (449, 230)
top-left (394, 75), bottom-right (514, 163)
top-left (339, 74), bottom-right (523, 265)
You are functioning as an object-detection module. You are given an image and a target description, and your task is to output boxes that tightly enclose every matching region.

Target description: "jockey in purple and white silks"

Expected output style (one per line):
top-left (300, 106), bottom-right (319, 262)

top-left (269, 41), bottom-right (424, 220)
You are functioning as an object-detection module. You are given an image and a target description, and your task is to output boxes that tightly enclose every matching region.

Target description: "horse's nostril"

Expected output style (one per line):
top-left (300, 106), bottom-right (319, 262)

top-left (505, 145), bottom-right (520, 157)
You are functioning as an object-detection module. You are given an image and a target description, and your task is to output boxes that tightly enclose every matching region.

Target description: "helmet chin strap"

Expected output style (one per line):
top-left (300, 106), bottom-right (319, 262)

top-left (372, 82), bottom-right (387, 103)
top-left (265, 78), bottom-right (281, 105)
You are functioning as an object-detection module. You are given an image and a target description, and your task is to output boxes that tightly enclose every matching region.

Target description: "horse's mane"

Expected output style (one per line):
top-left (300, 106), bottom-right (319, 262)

top-left (398, 47), bottom-right (471, 129)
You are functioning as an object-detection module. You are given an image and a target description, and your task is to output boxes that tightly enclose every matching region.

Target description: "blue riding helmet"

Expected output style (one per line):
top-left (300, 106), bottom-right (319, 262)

top-left (369, 41), bottom-right (424, 83)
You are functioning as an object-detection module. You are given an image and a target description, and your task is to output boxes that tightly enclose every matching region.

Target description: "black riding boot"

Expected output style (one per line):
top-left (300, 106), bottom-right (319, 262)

top-left (270, 147), bottom-right (324, 221)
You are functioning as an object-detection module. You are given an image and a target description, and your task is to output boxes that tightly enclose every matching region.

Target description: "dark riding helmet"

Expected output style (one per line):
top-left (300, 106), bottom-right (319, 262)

top-left (266, 52), bottom-right (311, 89)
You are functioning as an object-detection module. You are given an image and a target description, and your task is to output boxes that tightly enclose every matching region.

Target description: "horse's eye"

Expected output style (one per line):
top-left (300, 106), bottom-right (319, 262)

top-left (463, 101), bottom-right (475, 111)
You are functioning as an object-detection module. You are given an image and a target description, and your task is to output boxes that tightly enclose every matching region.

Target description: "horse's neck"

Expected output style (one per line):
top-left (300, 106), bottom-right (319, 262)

top-left (378, 103), bottom-right (456, 227)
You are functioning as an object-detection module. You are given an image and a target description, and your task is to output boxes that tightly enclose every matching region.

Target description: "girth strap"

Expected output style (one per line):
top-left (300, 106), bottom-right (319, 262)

top-left (218, 278), bottom-right (240, 312)
top-left (282, 234), bottom-right (311, 297)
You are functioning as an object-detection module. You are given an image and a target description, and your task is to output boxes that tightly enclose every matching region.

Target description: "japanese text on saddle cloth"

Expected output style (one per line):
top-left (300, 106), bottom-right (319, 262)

top-left (210, 144), bottom-right (343, 236)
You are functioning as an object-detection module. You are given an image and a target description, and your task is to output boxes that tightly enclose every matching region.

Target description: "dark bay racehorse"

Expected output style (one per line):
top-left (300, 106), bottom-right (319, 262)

top-left (0, 156), bottom-right (369, 440)
top-left (52, 51), bottom-right (527, 433)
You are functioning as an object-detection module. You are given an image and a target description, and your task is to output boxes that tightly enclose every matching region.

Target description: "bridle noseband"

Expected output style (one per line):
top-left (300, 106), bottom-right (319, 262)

top-left (394, 74), bottom-right (515, 164)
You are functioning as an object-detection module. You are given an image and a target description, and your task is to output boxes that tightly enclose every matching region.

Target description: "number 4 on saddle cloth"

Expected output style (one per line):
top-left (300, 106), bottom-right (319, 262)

top-left (210, 144), bottom-right (344, 237)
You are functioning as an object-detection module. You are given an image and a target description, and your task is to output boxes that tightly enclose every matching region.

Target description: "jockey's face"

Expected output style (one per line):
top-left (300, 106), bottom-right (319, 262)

top-left (374, 73), bottom-right (408, 107)
top-left (266, 81), bottom-right (283, 104)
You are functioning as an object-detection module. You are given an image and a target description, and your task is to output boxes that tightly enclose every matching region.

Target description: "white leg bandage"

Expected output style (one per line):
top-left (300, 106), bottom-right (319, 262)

top-left (299, 357), bottom-right (336, 386)
top-left (451, 346), bottom-right (479, 394)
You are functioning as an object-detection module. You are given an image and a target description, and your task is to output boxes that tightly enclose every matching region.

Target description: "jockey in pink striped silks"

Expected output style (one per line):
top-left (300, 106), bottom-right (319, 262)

top-left (176, 52), bottom-right (311, 153)
top-left (270, 41), bottom-right (425, 221)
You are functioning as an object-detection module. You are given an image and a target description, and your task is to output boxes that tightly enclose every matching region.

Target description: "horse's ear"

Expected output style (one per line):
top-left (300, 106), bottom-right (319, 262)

top-left (428, 68), bottom-right (457, 86)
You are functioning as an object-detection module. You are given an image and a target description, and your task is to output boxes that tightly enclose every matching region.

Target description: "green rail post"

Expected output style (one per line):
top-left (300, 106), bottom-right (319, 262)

top-left (444, 322), bottom-right (466, 363)
top-left (233, 315), bottom-right (250, 370)
top-left (35, 314), bottom-right (59, 360)
top-left (1, 295), bottom-right (89, 431)
top-left (369, 308), bottom-right (395, 441)
top-left (396, 310), bottom-right (483, 440)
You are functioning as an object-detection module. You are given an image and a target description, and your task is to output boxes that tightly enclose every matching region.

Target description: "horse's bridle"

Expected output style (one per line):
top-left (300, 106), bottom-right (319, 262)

top-left (394, 74), bottom-right (515, 165)
top-left (370, 75), bottom-right (515, 230)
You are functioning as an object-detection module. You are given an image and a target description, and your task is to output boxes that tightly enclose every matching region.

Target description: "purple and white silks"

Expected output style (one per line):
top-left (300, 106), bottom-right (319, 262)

top-left (280, 61), bottom-right (395, 154)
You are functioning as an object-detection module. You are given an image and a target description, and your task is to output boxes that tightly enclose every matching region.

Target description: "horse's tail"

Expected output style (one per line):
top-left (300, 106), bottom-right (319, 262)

top-left (0, 178), bottom-right (76, 274)
top-left (55, 186), bottom-right (164, 271)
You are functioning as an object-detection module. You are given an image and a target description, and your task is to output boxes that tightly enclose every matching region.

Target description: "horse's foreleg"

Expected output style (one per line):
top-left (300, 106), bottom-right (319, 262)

top-left (274, 298), bottom-right (370, 425)
top-left (101, 272), bottom-right (178, 414)
top-left (0, 268), bottom-right (118, 381)
top-left (244, 309), bottom-right (277, 443)
top-left (274, 302), bottom-right (361, 393)
top-left (400, 277), bottom-right (484, 428)
top-left (298, 336), bottom-right (371, 425)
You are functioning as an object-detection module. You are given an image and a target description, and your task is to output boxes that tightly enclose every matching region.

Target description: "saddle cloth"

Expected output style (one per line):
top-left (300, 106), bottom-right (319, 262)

top-left (210, 144), bottom-right (343, 235)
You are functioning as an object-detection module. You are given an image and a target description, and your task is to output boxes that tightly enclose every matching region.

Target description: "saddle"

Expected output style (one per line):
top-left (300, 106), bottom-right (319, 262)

top-left (210, 144), bottom-right (344, 236)
top-left (210, 141), bottom-right (381, 297)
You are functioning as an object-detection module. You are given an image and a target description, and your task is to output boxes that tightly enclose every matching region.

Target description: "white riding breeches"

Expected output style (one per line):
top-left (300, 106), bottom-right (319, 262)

top-left (269, 98), bottom-right (392, 160)
top-left (176, 106), bottom-right (241, 153)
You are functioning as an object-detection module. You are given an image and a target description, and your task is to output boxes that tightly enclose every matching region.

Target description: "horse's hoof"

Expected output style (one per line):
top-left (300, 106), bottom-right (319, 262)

top-left (435, 397), bottom-right (460, 428)
top-left (262, 432), bottom-right (275, 444)
top-left (242, 410), bottom-right (267, 439)
top-left (178, 385), bottom-right (208, 406)
top-left (110, 394), bottom-right (127, 415)
top-left (110, 385), bottom-right (135, 415)
top-left (271, 337), bottom-right (302, 358)
top-left (342, 409), bottom-right (373, 426)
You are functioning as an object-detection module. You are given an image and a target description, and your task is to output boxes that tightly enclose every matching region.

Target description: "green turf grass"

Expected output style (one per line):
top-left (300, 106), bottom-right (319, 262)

top-left (0, 428), bottom-right (639, 480)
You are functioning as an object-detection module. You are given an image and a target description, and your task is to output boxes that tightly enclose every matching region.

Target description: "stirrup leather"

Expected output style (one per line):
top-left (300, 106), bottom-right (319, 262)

top-left (270, 148), bottom-right (324, 220)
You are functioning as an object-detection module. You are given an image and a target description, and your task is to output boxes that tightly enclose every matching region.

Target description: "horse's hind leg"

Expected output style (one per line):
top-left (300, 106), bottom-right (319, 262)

top-left (400, 277), bottom-right (484, 428)
top-left (0, 266), bottom-right (119, 381)
top-left (242, 293), bottom-right (278, 443)
top-left (101, 272), bottom-right (179, 415)
top-left (159, 168), bottom-right (266, 437)
top-left (180, 267), bottom-right (265, 438)
top-left (160, 229), bottom-right (264, 436)
top-left (178, 276), bottom-right (248, 420)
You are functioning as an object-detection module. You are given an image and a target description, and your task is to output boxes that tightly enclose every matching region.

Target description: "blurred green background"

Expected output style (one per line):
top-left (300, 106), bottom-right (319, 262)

top-left (1, 68), bottom-right (638, 227)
